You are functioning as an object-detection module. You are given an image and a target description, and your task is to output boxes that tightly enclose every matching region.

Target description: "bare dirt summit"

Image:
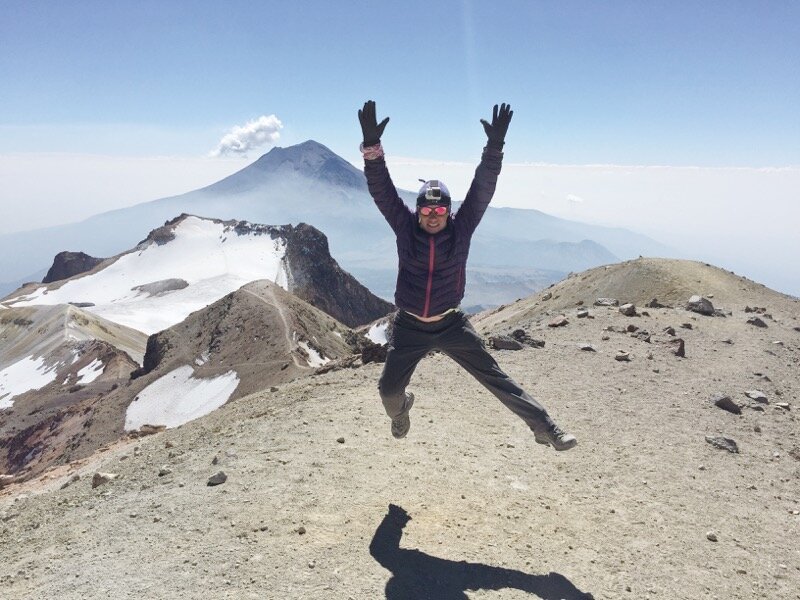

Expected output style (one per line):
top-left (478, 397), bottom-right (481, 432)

top-left (1, 258), bottom-right (799, 599)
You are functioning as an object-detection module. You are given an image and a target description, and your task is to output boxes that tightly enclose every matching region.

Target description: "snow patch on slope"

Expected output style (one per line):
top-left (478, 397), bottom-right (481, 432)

top-left (124, 365), bottom-right (239, 430)
top-left (76, 359), bottom-right (104, 384)
top-left (367, 322), bottom-right (389, 345)
top-left (0, 356), bottom-right (59, 409)
top-left (11, 217), bottom-right (288, 335)
top-left (298, 341), bottom-right (329, 367)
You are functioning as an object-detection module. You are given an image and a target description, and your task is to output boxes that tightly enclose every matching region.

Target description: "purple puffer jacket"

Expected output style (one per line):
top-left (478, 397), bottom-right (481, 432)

top-left (363, 145), bottom-right (504, 317)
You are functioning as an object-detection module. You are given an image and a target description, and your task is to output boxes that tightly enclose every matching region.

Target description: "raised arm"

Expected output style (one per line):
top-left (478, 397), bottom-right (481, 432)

top-left (359, 100), bottom-right (413, 234)
top-left (454, 103), bottom-right (513, 235)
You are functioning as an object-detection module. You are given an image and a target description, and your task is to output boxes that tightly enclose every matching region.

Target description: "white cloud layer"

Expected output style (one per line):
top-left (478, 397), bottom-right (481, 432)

top-left (210, 115), bottom-right (283, 157)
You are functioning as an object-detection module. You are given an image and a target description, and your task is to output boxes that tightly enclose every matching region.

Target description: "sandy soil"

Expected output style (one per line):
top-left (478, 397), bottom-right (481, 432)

top-left (1, 259), bottom-right (798, 600)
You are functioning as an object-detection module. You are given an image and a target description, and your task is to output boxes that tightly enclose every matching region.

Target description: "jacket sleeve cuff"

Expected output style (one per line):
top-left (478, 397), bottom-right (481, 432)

top-left (360, 142), bottom-right (385, 161)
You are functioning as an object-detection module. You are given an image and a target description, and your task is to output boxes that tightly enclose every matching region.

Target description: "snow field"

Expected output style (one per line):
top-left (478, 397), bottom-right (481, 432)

top-left (10, 216), bottom-right (289, 335)
top-left (0, 356), bottom-right (59, 409)
top-left (124, 365), bottom-right (240, 431)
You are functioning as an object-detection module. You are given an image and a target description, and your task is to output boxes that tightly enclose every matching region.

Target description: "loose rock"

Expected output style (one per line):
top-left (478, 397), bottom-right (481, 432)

top-left (687, 295), bottom-right (715, 316)
top-left (711, 394), bottom-right (742, 415)
top-left (705, 436), bottom-right (739, 453)
top-left (747, 317), bottom-right (768, 328)
top-left (671, 338), bottom-right (686, 357)
top-left (619, 303), bottom-right (637, 317)
top-left (646, 298), bottom-right (667, 308)
top-left (91, 473), bottom-right (118, 489)
top-left (489, 335), bottom-right (524, 350)
top-left (594, 298), bottom-right (619, 307)
top-left (207, 471), bottom-right (227, 486)
top-left (548, 315), bottom-right (569, 328)
top-left (745, 390), bottom-right (769, 404)
top-left (615, 351), bottom-right (631, 362)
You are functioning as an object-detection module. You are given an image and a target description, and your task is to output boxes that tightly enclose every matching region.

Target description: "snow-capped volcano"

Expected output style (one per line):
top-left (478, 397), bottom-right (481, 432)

top-left (4, 213), bottom-right (393, 333)
top-left (7, 215), bottom-right (289, 335)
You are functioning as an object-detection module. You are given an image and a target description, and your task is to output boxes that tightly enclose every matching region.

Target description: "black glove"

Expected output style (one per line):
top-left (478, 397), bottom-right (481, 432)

top-left (480, 103), bottom-right (513, 150)
top-left (358, 100), bottom-right (390, 147)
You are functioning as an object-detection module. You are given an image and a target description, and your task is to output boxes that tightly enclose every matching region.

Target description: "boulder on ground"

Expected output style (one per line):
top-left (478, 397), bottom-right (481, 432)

top-left (489, 336), bottom-right (524, 350)
top-left (687, 295), bottom-right (715, 316)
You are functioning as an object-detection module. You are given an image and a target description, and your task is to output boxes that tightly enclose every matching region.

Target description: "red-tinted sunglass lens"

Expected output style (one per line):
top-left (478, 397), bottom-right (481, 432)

top-left (420, 206), bottom-right (447, 216)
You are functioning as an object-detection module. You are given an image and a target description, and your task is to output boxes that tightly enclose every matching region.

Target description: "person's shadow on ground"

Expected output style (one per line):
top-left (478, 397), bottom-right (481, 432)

top-left (369, 504), bottom-right (595, 600)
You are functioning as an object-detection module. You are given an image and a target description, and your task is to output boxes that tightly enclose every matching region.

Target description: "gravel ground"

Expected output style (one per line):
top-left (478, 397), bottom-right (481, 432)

top-left (2, 260), bottom-right (799, 600)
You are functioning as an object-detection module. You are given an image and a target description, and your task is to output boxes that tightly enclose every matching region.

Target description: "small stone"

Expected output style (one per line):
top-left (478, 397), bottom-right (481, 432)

top-left (548, 315), bottom-right (569, 328)
top-left (747, 317), bottom-right (768, 328)
top-left (91, 472), bottom-right (118, 489)
top-left (594, 298), bottom-right (619, 307)
top-left (753, 424), bottom-right (762, 433)
top-left (681, 323), bottom-right (693, 330)
top-left (579, 344), bottom-right (596, 352)
top-left (706, 531), bottom-right (718, 542)
top-left (336, 437), bottom-right (345, 444)
top-left (745, 390), bottom-right (769, 404)
top-left (577, 309), bottom-right (589, 318)
top-left (663, 326), bottom-right (676, 336)
top-left (712, 394), bottom-right (742, 415)
top-left (705, 436), bottom-right (739, 453)
top-left (207, 471), bottom-right (227, 486)
top-left (158, 466), bottom-right (172, 477)
top-left (60, 474), bottom-right (81, 490)
top-left (619, 303), bottom-right (637, 317)
top-left (270, 386), bottom-right (279, 392)
top-left (615, 351), bottom-right (631, 362)
top-left (165, 441), bottom-right (174, 449)
top-left (775, 402), bottom-right (790, 411)
top-left (308, 560), bottom-right (316, 569)
top-left (601, 335), bottom-right (610, 341)
top-left (671, 338), bottom-right (686, 357)
top-left (297, 526), bottom-right (306, 535)
top-left (489, 335), bottom-right (524, 350)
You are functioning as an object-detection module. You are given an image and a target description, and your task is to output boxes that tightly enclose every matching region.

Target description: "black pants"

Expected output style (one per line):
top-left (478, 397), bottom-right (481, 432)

top-left (378, 310), bottom-right (552, 432)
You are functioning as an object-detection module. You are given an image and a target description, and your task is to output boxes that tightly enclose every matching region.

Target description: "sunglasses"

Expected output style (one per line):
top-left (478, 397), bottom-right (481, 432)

top-left (419, 205), bottom-right (448, 216)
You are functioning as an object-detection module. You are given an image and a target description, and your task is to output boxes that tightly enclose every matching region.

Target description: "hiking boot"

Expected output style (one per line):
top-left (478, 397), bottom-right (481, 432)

top-left (534, 422), bottom-right (577, 451)
top-left (391, 392), bottom-right (414, 439)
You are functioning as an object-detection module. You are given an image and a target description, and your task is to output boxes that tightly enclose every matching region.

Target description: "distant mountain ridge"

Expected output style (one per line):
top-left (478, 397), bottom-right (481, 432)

top-left (0, 140), bottom-right (674, 307)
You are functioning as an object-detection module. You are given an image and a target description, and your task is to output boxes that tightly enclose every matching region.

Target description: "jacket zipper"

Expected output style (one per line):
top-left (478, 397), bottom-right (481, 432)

top-left (422, 235), bottom-right (435, 317)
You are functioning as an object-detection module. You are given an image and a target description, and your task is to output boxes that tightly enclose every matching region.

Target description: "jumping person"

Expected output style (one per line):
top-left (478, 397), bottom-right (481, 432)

top-left (358, 100), bottom-right (576, 451)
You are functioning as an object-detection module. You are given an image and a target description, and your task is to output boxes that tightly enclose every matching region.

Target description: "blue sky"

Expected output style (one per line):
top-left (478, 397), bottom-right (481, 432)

top-left (2, 0), bottom-right (798, 164)
top-left (2, 1), bottom-right (799, 294)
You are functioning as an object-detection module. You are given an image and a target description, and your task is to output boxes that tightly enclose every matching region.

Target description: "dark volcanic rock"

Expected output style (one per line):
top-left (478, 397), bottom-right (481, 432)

top-left (283, 223), bottom-right (393, 328)
top-left (687, 295), bottom-right (715, 316)
top-left (712, 394), bottom-right (742, 415)
top-left (747, 317), bottom-right (768, 328)
top-left (43, 251), bottom-right (104, 284)
top-left (489, 336), bottom-right (524, 350)
top-left (361, 341), bottom-right (388, 364)
top-left (705, 436), bottom-right (739, 453)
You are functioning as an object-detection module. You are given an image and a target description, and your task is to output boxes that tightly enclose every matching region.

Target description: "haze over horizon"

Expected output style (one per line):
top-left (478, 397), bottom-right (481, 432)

top-left (2, 2), bottom-right (798, 295)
